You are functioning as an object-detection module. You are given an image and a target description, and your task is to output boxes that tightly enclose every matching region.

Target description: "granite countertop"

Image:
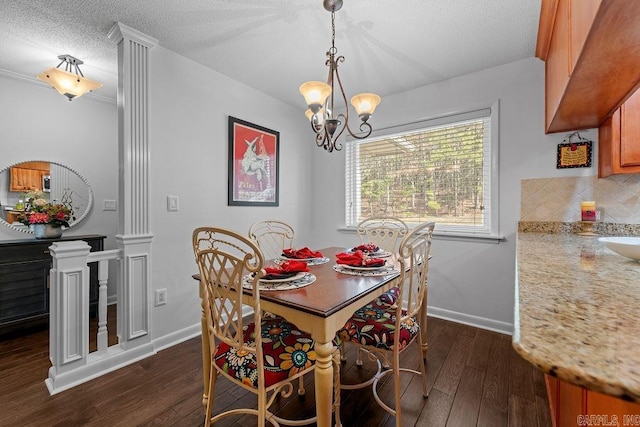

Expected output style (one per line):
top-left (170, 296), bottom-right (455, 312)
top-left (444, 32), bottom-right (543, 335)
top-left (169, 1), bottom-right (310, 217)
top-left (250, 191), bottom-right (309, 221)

top-left (513, 229), bottom-right (640, 402)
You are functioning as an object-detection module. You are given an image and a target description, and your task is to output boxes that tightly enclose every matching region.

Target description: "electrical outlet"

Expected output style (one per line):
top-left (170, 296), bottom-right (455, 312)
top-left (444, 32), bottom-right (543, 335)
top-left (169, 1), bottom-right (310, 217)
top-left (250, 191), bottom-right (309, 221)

top-left (155, 289), bottom-right (167, 306)
top-left (103, 200), bottom-right (117, 211)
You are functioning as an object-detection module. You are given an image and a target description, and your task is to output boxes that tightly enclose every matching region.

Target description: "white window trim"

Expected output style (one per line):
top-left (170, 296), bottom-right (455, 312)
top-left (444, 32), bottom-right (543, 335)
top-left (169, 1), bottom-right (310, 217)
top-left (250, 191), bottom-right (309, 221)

top-left (344, 100), bottom-right (502, 242)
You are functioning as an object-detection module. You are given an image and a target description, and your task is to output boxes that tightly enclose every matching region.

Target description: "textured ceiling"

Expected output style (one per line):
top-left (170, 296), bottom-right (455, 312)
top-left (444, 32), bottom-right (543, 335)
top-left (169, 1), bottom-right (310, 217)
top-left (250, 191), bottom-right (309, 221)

top-left (0, 0), bottom-right (541, 107)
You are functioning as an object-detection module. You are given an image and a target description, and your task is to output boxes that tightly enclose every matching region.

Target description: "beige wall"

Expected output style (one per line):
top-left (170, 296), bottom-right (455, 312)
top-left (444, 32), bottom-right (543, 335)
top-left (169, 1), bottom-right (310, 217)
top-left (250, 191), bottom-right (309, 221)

top-left (521, 175), bottom-right (640, 224)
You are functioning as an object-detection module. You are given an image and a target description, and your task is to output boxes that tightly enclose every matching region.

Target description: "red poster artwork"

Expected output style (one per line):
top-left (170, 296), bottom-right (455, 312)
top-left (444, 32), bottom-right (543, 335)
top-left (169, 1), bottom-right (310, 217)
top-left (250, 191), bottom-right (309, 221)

top-left (228, 117), bottom-right (279, 206)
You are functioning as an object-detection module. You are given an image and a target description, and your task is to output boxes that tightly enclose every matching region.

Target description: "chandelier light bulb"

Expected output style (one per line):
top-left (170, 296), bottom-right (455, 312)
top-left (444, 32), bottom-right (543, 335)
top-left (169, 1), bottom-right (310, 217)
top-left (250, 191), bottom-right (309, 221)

top-left (299, 81), bottom-right (332, 113)
top-left (351, 93), bottom-right (381, 121)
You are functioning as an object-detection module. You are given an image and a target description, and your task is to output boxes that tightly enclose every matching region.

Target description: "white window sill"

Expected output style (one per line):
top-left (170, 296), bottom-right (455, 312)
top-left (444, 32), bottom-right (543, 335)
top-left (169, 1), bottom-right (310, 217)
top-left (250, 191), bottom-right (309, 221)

top-left (337, 226), bottom-right (504, 244)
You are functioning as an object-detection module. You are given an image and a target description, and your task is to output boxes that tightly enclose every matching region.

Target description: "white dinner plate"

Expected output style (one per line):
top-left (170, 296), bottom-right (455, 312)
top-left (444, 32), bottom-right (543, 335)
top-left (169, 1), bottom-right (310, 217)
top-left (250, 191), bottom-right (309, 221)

top-left (280, 256), bottom-right (322, 262)
top-left (243, 272), bottom-right (317, 291)
top-left (338, 263), bottom-right (387, 271)
top-left (258, 271), bottom-right (307, 283)
top-left (348, 249), bottom-right (392, 258)
top-left (333, 265), bottom-right (399, 277)
top-left (370, 251), bottom-right (392, 258)
top-left (276, 256), bottom-right (330, 265)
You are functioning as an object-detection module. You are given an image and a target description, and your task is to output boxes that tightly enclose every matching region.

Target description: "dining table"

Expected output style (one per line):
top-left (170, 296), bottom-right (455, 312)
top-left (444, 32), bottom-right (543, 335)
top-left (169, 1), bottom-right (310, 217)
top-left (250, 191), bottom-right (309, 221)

top-left (193, 246), bottom-right (427, 427)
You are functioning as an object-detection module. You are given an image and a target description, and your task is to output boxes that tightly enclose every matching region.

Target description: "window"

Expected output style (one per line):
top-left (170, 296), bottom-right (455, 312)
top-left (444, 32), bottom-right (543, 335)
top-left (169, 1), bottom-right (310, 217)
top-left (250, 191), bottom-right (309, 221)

top-left (345, 102), bottom-right (499, 238)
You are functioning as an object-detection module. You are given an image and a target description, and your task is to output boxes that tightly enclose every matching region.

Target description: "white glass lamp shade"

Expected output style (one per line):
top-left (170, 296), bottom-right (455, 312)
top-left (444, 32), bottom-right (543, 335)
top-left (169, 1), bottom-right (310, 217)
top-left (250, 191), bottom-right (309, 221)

top-left (299, 81), bottom-right (332, 113)
top-left (351, 93), bottom-right (381, 121)
top-left (305, 108), bottom-right (328, 131)
top-left (37, 67), bottom-right (103, 100)
top-left (305, 109), bottom-right (314, 121)
top-left (305, 107), bottom-right (330, 122)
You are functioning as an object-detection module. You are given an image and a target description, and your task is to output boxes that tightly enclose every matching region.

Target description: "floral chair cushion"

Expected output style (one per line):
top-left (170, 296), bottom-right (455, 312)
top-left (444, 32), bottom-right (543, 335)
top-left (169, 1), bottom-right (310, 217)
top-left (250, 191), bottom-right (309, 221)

top-left (378, 286), bottom-right (400, 306)
top-left (214, 316), bottom-right (316, 389)
top-left (337, 290), bottom-right (419, 351)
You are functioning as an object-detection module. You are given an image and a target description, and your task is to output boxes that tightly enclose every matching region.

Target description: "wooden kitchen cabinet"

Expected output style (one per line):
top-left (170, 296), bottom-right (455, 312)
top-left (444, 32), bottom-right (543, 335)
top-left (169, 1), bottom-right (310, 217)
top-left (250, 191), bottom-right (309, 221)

top-left (9, 161), bottom-right (50, 192)
top-left (10, 167), bottom-right (45, 192)
top-left (6, 211), bottom-right (21, 224)
top-left (536, 0), bottom-right (640, 133)
top-left (547, 375), bottom-right (560, 423)
top-left (587, 390), bottom-right (640, 422)
top-left (543, 0), bottom-right (571, 128)
top-left (598, 88), bottom-right (640, 177)
top-left (0, 235), bottom-right (106, 336)
top-left (558, 380), bottom-right (586, 427)
top-left (545, 374), bottom-right (640, 426)
top-left (542, 0), bottom-right (600, 130)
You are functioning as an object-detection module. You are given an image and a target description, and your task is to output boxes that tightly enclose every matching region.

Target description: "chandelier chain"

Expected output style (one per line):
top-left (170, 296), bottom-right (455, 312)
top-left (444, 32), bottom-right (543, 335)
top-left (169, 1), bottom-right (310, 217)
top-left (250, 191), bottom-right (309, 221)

top-left (331, 9), bottom-right (336, 53)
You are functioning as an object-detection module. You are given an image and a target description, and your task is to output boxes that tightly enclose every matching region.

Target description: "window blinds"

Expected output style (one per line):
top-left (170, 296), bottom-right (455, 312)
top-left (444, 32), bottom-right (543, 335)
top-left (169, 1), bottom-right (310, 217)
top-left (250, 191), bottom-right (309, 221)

top-left (346, 110), bottom-right (493, 235)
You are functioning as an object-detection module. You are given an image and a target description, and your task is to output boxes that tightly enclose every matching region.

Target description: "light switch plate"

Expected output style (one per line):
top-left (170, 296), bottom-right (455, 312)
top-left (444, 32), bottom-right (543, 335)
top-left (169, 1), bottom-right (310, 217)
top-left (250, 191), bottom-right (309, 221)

top-left (103, 200), bottom-right (117, 211)
top-left (155, 289), bottom-right (167, 306)
top-left (167, 195), bottom-right (179, 212)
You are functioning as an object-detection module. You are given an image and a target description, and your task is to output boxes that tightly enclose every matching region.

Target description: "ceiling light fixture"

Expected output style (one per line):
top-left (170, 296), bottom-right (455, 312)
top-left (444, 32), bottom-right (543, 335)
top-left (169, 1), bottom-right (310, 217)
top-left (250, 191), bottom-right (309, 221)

top-left (37, 54), bottom-right (103, 101)
top-left (299, 0), bottom-right (381, 152)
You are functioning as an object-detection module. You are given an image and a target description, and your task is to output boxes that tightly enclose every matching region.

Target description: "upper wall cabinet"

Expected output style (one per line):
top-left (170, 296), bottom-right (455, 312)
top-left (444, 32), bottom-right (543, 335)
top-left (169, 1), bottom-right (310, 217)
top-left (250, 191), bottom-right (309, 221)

top-left (9, 161), bottom-right (50, 192)
top-left (536, 0), bottom-right (640, 133)
top-left (598, 87), bottom-right (640, 177)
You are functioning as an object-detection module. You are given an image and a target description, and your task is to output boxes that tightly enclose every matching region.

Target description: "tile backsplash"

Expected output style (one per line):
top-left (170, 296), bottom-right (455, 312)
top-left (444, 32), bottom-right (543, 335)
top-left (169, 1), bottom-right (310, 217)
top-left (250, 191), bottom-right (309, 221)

top-left (521, 174), bottom-right (640, 224)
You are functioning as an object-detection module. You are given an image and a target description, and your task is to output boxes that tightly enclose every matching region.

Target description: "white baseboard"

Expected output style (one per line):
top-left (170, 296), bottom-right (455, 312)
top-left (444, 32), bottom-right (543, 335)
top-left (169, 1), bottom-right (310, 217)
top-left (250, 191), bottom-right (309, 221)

top-left (153, 323), bottom-right (202, 353)
top-left (153, 304), bottom-right (255, 352)
top-left (49, 304), bottom-right (504, 396)
top-left (46, 342), bottom-right (156, 395)
top-left (427, 305), bottom-right (513, 335)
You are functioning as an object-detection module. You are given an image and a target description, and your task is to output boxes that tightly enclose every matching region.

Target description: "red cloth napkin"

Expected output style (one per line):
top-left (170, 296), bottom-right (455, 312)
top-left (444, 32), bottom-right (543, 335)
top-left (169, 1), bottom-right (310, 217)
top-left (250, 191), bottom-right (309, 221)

top-left (336, 250), bottom-right (385, 267)
top-left (282, 247), bottom-right (324, 259)
top-left (261, 260), bottom-right (310, 280)
top-left (352, 243), bottom-right (380, 254)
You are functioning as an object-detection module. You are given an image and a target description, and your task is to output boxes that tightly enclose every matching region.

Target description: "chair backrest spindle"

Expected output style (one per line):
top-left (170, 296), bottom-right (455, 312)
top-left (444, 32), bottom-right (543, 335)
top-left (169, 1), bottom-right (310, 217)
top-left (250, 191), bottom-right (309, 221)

top-left (356, 217), bottom-right (409, 253)
top-left (248, 220), bottom-right (295, 260)
top-left (193, 227), bottom-right (265, 356)
top-left (396, 222), bottom-right (435, 337)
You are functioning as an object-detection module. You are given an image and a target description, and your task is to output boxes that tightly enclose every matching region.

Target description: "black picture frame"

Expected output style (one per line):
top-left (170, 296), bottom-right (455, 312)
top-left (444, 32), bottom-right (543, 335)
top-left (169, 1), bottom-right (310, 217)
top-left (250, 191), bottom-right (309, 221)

top-left (556, 140), bottom-right (592, 169)
top-left (228, 116), bottom-right (280, 206)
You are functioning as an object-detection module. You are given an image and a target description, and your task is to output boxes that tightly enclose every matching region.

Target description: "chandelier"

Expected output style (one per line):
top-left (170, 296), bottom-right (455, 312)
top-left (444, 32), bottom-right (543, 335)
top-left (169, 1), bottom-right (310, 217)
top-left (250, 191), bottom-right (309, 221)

top-left (37, 54), bottom-right (102, 101)
top-left (299, 0), bottom-right (381, 152)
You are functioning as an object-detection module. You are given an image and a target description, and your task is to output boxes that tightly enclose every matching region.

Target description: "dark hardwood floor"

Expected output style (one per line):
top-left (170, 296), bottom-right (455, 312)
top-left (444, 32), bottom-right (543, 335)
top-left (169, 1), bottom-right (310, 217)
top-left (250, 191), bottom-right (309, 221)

top-left (0, 312), bottom-right (550, 426)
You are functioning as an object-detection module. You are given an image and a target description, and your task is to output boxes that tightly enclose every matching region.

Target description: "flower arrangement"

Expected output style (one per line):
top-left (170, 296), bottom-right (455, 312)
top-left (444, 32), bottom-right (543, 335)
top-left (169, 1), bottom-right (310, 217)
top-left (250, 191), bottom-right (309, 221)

top-left (17, 190), bottom-right (75, 228)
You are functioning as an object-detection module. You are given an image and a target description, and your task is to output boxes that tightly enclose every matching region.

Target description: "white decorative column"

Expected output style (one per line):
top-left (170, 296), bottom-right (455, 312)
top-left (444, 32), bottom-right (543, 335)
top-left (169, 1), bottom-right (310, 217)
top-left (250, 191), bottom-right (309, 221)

top-left (108, 23), bottom-right (158, 349)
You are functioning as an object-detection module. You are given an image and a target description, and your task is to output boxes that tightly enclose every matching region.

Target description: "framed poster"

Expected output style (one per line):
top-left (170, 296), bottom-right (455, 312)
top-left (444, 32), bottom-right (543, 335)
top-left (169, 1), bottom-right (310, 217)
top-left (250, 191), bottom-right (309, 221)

top-left (228, 116), bottom-right (279, 206)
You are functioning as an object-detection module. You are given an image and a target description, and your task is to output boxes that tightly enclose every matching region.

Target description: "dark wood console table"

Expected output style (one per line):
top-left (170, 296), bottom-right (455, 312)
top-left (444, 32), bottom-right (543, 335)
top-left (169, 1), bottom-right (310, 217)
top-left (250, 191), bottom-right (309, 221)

top-left (0, 234), bottom-right (106, 336)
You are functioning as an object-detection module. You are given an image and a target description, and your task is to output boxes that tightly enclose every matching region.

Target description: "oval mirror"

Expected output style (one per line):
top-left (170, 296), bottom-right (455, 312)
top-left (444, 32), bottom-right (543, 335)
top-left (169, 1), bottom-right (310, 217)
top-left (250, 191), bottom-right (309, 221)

top-left (0, 160), bottom-right (94, 234)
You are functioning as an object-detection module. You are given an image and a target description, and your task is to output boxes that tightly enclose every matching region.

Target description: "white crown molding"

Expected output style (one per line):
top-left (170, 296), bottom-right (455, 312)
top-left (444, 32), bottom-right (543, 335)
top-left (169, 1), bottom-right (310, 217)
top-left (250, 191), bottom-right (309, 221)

top-left (108, 22), bottom-right (159, 48)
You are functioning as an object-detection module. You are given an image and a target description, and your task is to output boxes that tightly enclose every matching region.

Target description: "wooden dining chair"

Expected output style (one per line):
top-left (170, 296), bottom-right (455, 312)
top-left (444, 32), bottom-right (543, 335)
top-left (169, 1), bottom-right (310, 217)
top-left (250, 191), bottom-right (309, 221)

top-left (192, 227), bottom-right (340, 427)
top-left (337, 222), bottom-right (435, 427)
top-left (248, 220), bottom-right (295, 260)
top-left (356, 217), bottom-right (408, 253)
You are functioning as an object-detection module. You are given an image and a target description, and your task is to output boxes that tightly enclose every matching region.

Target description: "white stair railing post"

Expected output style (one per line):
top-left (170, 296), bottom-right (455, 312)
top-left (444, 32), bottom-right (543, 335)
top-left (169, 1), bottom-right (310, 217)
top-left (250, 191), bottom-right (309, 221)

top-left (46, 240), bottom-right (91, 393)
top-left (96, 259), bottom-right (110, 355)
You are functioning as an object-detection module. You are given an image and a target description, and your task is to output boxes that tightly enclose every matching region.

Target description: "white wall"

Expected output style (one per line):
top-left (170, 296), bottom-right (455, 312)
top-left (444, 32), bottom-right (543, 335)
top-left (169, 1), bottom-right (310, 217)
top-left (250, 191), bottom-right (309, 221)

top-left (0, 47), bottom-right (314, 345)
top-left (308, 57), bottom-right (599, 333)
top-left (1, 53), bottom-right (605, 339)
top-left (0, 72), bottom-right (119, 249)
top-left (147, 46), bottom-right (314, 339)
